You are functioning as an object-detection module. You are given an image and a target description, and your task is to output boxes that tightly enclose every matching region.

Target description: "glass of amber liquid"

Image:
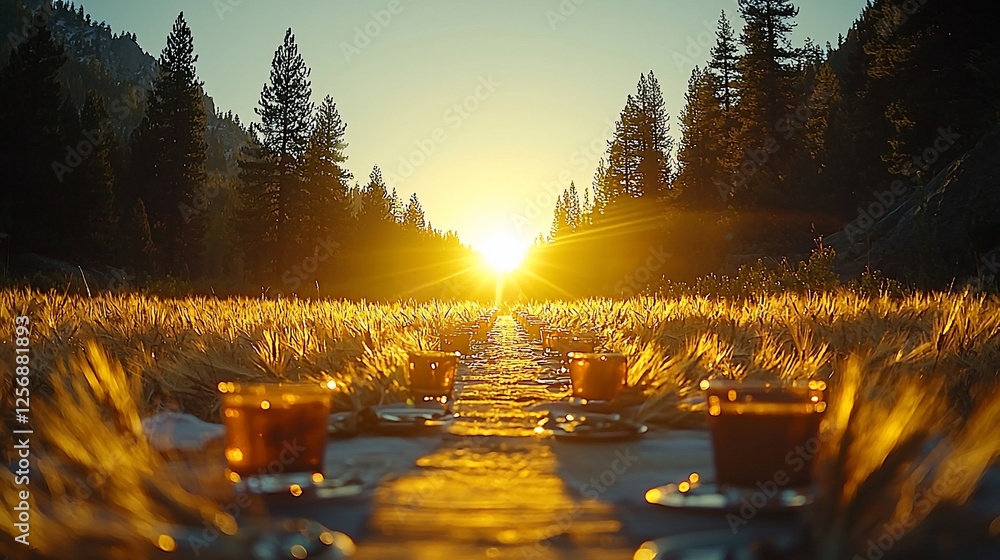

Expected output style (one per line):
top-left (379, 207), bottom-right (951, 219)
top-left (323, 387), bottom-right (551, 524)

top-left (566, 352), bottom-right (627, 401)
top-left (553, 333), bottom-right (597, 358)
top-left (440, 330), bottom-right (472, 355)
top-left (408, 350), bottom-right (461, 400)
top-left (704, 379), bottom-right (827, 489)
top-left (219, 381), bottom-right (331, 493)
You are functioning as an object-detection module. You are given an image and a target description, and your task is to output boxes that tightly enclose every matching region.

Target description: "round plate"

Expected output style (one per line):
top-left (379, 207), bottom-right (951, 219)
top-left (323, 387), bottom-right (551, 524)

top-left (154, 518), bottom-right (355, 559)
top-left (635, 528), bottom-right (804, 560)
top-left (551, 420), bottom-right (648, 442)
top-left (363, 406), bottom-right (455, 435)
top-left (645, 482), bottom-right (813, 512)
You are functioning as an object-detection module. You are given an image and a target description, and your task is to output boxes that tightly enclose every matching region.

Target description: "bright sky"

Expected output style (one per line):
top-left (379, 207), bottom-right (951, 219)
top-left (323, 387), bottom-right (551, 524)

top-left (83, 0), bottom-right (866, 251)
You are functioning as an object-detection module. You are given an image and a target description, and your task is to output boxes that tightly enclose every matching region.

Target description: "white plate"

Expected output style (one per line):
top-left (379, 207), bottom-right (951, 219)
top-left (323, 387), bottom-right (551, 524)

top-left (645, 482), bottom-right (813, 512)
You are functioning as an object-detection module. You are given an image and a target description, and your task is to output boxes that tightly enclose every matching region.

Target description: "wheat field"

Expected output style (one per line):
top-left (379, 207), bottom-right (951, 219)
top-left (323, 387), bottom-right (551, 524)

top-left (1, 288), bottom-right (998, 558)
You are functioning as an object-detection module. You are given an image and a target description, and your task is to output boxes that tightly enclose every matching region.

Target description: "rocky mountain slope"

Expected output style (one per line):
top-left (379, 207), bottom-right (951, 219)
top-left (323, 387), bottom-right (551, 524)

top-left (4, 0), bottom-right (247, 174)
top-left (826, 125), bottom-right (1000, 286)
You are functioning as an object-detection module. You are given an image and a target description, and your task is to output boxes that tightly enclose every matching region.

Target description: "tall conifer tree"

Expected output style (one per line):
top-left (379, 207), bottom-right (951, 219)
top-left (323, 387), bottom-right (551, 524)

top-left (133, 12), bottom-right (207, 277)
top-left (255, 28), bottom-right (313, 274)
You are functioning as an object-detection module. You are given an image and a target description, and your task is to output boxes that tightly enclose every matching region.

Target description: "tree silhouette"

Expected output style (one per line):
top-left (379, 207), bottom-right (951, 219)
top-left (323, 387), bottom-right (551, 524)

top-left (132, 12), bottom-right (207, 277)
top-left (708, 10), bottom-right (740, 113)
top-left (237, 127), bottom-right (279, 281)
top-left (71, 91), bottom-right (117, 260)
top-left (255, 28), bottom-right (313, 274)
top-left (403, 192), bottom-right (427, 230)
top-left (297, 95), bottom-right (353, 277)
top-left (732, 0), bottom-right (801, 209)
top-left (676, 66), bottom-right (727, 210)
top-left (0, 20), bottom-right (69, 256)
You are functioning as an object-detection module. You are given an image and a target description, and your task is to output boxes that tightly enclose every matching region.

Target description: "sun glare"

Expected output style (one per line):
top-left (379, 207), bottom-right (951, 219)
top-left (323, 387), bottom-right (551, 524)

top-left (479, 234), bottom-right (528, 274)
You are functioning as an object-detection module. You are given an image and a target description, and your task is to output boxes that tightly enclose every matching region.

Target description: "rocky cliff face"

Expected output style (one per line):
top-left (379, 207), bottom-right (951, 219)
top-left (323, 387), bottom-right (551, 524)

top-left (826, 125), bottom-right (1000, 286)
top-left (8, 0), bottom-right (247, 174)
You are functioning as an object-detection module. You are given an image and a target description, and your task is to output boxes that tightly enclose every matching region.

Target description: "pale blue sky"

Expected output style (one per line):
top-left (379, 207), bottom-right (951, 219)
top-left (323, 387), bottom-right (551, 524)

top-left (82, 0), bottom-right (866, 249)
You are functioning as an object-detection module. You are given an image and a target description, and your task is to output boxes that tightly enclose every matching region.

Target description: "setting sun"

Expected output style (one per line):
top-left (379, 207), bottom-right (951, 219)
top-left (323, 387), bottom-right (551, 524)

top-left (478, 233), bottom-right (529, 274)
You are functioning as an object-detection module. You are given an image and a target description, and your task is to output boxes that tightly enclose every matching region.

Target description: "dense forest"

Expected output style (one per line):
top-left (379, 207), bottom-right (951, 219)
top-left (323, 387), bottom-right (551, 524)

top-left (519, 0), bottom-right (1000, 298)
top-left (1, 0), bottom-right (999, 299)
top-left (0, 1), bottom-right (484, 300)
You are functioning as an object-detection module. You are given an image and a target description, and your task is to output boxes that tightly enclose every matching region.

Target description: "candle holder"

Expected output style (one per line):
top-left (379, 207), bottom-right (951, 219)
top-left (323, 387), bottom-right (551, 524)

top-left (553, 332), bottom-right (597, 357)
top-left (407, 350), bottom-right (461, 400)
top-left (704, 379), bottom-right (827, 489)
top-left (219, 381), bottom-right (332, 493)
top-left (439, 329), bottom-right (472, 355)
top-left (565, 352), bottom-right (627, 401)
top-left (526, 320), bottom-right (546, 342)
top-left (541, 328), bottom-right (567, 354)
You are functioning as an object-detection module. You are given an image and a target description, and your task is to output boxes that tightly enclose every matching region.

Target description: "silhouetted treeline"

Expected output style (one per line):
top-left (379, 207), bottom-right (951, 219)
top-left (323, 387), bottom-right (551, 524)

top-left (2, 0), bottom-right (998, 300)
top-left (521, 0), bottom-right (1000, 298)
top-left (0, 3), bottom-right (486, 300)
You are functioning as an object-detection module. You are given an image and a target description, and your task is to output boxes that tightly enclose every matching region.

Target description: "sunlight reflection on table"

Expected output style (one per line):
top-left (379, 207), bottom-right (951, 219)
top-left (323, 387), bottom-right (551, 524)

top-left (359, 316), bottom-right (626, 559)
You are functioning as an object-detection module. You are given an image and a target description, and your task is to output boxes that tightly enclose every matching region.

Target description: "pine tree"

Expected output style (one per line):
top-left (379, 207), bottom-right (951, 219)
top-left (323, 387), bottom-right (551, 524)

top-left (360, 166), bottom-right (392, 222)
top-left (403, 192), bottom-right (427, 230)
top-left (72, 91), bottom-right (117, 260)
top-left (581, 186), bottom-right (593, 226)
top-left (635, 72), bottom-right (673, 201)
top-left (803, 62), bottom-right (843, 165)
top-left (132, 12), bottom-right (207, 277)
top-left (389, 187), bottom-right (403, 222)
top-left (255, 28), bottom-right (313, 274)
top-left (707, 10), bottom-right (741, 181)
top-left (0, 21), bottom-right (69, 256)
top-left (606, 94), bottom-right (642, 200)
top-left (799, 61), bottom-right (848, 214)
top-left (549, 193), bottom-right (568, 240)
top-left (865, 0), bottom-right (1000, 183)
top-left (732, 0), bottom-right (802, 209)
top-left (564, 182), bottom-right (581, 230)
top-left (708, 10), bottom-right (740, 113)
top-left (299, 95), bottom-right (352, 264)
top-left (604, 73), bottom-right (674, 203)
top-left (237, 127), bottom-right (279, 281)
top-left (591, 158), bottom-right (611, 214)
top-left (676, 67), bottom-right (728, 209)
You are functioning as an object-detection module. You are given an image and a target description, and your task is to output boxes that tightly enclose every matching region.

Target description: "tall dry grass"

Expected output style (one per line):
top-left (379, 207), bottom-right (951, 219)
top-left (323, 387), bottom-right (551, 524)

top-left (523, 290), bottom-right (1000, 557)
top-left (0, 289), bottom-right (997, 558)
top-left (0, 289), bottom-right (491, 558)
top-left (0, 290), bottom-right (487, 423)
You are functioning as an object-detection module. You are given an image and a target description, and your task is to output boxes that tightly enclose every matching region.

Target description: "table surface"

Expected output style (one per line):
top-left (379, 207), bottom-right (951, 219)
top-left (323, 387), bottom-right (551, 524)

top-left (250, 316), bottom-right (1000, 560)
